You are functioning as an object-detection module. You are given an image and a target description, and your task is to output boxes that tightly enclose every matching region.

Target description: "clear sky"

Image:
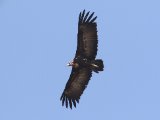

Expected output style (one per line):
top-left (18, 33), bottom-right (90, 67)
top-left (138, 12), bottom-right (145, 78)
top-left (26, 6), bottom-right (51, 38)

top-left (0, 0), bottom-right (160, 120)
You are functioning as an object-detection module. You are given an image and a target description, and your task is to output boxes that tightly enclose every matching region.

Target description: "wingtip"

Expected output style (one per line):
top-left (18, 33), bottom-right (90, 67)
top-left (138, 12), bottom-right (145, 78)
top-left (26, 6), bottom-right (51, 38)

top-left (61, 95), bottom-right (65, 106)
top-left (83, 11), bottom-right (90, 23)
top-left (76, 98), bottom-right (79, 103)
top-left (60, 93), bottom-right (63, 100)
top-left (79, 10), bottom-right (97, 24)
top-left (72, 99), bottom-right (76, 108)
top-left (69, 98), bottom-right (72, 109)
top-left (90, 16), bottom-right (97, 23)
top-left (65, 97), bottom-right (68, 108)
top-left (60, 94), bottom-right (80, 109)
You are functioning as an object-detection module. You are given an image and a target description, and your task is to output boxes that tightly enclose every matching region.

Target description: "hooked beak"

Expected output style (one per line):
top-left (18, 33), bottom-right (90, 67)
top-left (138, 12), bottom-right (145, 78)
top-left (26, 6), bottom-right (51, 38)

top-left (67, 63), bottom-right (71, 66)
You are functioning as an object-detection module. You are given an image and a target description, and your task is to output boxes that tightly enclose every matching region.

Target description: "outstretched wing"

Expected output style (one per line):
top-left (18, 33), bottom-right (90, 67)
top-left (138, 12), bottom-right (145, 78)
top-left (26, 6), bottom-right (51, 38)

top-left (60, 68), bottom-right (92, 109)
top-left (76, 10), bottom-right (98, 60)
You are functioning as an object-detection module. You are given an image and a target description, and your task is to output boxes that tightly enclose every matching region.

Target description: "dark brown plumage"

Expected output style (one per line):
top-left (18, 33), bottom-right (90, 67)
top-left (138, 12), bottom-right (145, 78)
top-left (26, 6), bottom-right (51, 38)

top-left (60, 10), bottom-right (104, 109)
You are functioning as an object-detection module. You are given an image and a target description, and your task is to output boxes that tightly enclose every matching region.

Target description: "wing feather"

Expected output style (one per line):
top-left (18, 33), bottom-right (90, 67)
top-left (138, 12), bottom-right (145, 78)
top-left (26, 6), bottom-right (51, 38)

top-left (83, 11), bottom-right (90, 22)
top-left (60, 68), bottom-right (92, 109)
top-left (86, 12), bottom-right (94, 23)
top-left (76, 10), bottom-right (98, 60)
top-left (72, 99), bottom-right (76, 107)
top-left (79, 10), bottom-right (85, 24)
top-left (90, 16), bottom-right (97, 23)
top-left (69, 98), bottom-right (72, 109)
top-left (65, 97), bottom-right (68, 108)
top-left (61, 94), bottom-right (65, 106)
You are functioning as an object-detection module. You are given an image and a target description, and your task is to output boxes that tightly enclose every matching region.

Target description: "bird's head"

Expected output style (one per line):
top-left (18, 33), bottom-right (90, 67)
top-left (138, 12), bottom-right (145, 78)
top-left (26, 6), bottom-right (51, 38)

top-left (67, 60), bottom-right (74, 66)
top-left (67, 60), bottom-right (79, 68)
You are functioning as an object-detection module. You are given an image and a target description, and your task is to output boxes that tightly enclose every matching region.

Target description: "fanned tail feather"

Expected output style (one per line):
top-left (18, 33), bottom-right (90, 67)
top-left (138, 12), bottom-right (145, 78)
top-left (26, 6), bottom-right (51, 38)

top-left (91, 59), bottom-right (104, 73)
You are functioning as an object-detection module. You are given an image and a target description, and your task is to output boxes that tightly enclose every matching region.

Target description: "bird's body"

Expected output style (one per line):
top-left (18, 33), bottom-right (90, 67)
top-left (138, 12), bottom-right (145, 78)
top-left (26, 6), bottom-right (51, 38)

top-left (60, 10), bottom-right (104, 109)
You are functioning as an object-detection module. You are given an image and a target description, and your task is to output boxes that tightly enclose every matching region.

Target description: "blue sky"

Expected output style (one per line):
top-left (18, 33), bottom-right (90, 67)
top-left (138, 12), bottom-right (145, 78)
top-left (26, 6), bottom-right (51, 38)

top-left (0, 0), bottom-right (160, 120)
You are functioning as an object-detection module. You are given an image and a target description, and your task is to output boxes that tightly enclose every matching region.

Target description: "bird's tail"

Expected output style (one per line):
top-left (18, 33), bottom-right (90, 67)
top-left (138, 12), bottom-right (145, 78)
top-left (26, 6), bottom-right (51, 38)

top-left (91, 59), bottom-right (104, 73)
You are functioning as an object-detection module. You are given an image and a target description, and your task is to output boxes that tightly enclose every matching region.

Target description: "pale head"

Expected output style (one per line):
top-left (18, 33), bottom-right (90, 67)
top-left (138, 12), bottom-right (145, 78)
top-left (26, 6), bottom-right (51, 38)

top-left (67, 60), bottom-right (74, 66)
top-left (67, 60), bottom-right (79, 68)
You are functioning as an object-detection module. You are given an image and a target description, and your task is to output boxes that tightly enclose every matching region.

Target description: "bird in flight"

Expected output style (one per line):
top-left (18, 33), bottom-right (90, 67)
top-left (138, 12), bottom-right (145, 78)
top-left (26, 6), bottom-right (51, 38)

top-left (60, 10), bottom-right (104, 109)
